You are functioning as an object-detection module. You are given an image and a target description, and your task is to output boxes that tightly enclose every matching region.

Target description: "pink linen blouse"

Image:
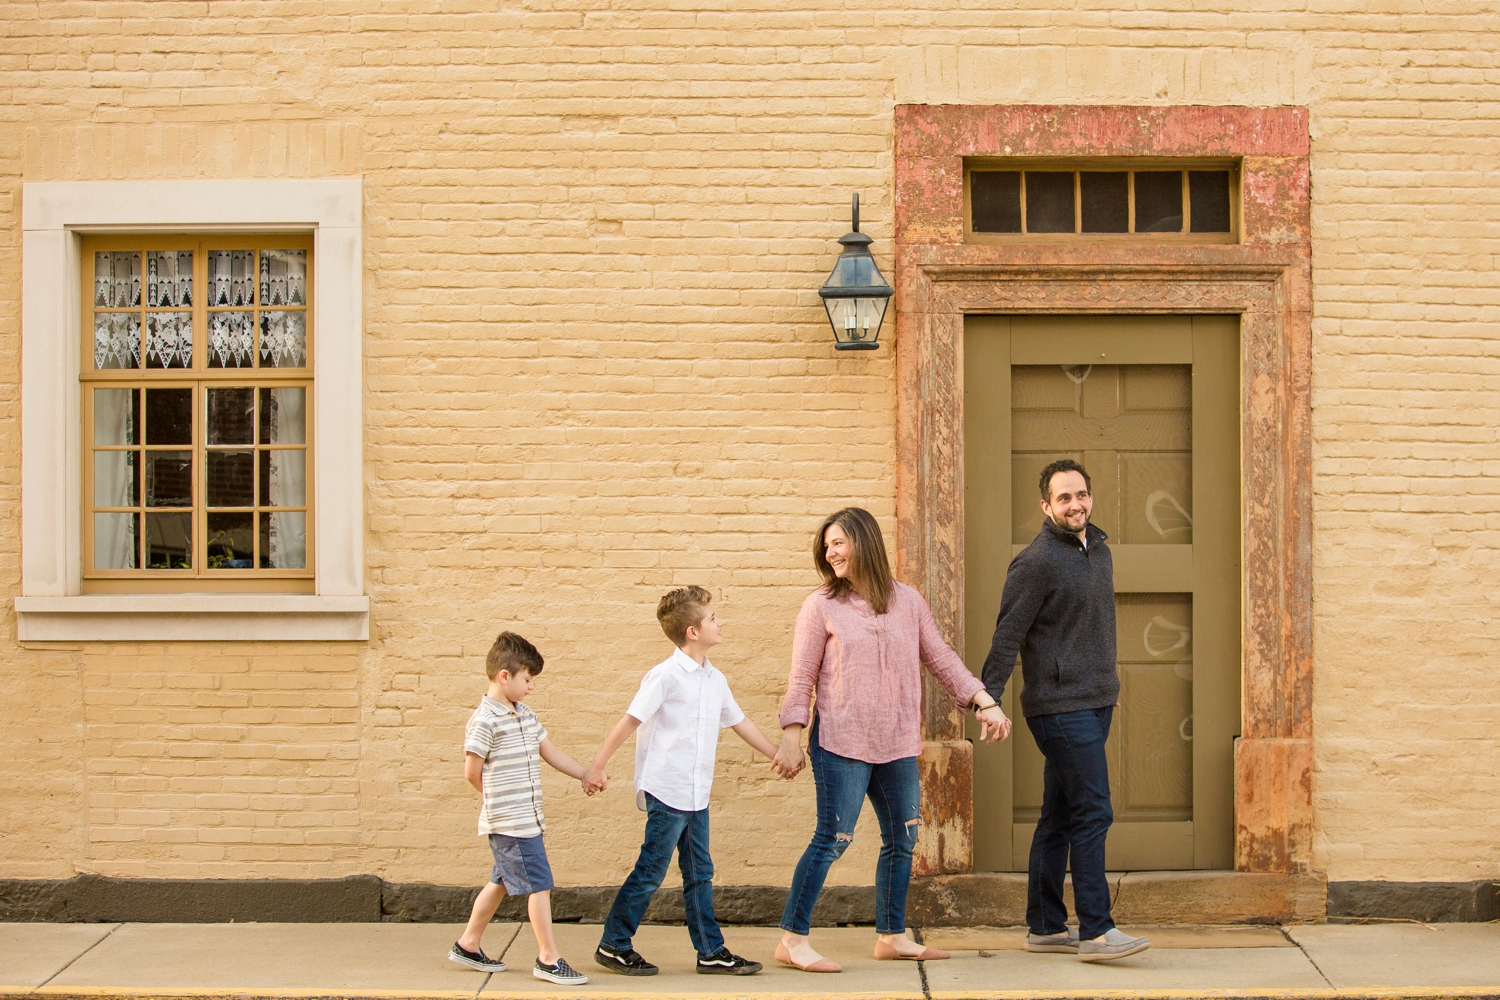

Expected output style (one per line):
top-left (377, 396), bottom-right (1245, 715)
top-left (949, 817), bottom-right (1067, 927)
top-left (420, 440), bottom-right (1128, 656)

top-left (778, 581), bottom-right (987, 764)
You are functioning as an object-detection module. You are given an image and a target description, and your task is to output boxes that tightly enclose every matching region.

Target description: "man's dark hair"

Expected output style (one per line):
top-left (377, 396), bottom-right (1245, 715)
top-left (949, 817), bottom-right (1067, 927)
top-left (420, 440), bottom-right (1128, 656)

top-left (1039, 458), bottom-right (1091, 501)
top-left (486, 631), bottom-right (544, 680)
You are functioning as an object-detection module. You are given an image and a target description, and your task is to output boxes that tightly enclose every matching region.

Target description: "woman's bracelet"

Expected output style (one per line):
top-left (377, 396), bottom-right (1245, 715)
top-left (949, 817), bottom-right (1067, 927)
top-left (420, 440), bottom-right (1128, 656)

top-left (973, 699), bottom-right (998, 714)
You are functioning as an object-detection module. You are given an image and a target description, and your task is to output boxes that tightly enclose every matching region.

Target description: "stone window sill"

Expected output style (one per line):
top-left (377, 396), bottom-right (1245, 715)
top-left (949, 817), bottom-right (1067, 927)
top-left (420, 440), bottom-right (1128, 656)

top-left (13, 595), bottom-right (370, 642)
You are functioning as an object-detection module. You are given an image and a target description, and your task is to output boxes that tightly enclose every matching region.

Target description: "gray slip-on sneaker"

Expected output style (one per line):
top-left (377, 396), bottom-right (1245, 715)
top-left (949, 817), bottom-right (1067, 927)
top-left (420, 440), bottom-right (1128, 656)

top-left (1025, 928), bottom-right (1080, 953)
top-left (1078, 928), bottom-right (1150, 962)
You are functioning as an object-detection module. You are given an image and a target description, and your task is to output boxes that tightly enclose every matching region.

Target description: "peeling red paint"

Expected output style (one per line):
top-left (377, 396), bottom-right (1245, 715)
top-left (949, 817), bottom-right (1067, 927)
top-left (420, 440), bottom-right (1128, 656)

top-left (896, 104), bottom-right (1313, 877)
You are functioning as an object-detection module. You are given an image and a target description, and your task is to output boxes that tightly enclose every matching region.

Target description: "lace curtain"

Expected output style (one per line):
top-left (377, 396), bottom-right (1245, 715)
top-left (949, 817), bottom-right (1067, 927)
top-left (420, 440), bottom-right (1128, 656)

top-left (265, 387), bottom-right (307, 569)
top-left (94, 390), bottom-right (137, 569)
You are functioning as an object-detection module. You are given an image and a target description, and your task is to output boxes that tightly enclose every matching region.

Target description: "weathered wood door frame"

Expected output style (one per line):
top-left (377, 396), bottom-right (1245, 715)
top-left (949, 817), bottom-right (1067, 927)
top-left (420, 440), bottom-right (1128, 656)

top-left (895, 105), bottom-right (1312, 876)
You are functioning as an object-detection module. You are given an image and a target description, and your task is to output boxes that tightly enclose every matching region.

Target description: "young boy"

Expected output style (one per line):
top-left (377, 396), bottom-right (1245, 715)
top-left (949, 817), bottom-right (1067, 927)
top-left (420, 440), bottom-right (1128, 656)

top-left (583, 586), bottom-right (783, 977)
top-left (450, 631), bottom-right (596, 985)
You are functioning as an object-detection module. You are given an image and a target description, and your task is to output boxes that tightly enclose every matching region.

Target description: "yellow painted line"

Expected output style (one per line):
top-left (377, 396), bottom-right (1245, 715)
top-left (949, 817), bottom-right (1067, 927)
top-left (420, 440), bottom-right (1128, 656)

top-left (927, 992), bottom-right (1500, 1000)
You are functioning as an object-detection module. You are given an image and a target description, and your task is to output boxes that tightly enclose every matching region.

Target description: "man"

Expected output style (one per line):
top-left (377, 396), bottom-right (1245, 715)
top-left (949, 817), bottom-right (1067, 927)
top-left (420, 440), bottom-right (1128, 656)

top-left (980, 458), bottom-right (1150, 962)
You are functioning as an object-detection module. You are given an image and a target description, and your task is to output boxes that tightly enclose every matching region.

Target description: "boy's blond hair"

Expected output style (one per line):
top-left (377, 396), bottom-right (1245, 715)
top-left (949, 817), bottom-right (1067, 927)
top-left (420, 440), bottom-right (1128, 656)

top-left (657, 586), bottom-right (712, 647)
top-left (485, 631), bottom-right (544, 680)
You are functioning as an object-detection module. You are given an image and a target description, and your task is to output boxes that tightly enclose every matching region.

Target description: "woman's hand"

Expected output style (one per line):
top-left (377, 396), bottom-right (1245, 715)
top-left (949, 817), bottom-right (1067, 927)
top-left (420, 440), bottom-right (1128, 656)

top-left (975, 704), bottom-right (1012, 743)
top-left (772, 725), bottom-right (805, 778)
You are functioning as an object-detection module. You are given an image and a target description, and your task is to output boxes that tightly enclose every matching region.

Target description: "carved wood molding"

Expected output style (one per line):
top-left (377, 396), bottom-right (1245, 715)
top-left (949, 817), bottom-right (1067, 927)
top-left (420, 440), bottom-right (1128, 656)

top-left (894, 104), bottom-right (1312, 874)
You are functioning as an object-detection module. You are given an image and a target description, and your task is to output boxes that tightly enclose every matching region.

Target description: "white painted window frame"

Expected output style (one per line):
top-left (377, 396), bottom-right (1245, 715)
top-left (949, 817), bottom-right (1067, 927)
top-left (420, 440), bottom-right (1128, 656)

top-left (15, 179), bottom-right (368, 641)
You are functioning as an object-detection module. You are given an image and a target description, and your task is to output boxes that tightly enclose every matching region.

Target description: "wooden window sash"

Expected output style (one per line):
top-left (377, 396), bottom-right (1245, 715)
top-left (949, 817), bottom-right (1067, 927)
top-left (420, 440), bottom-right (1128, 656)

top-left (80, 234), bottom-right (316, 593)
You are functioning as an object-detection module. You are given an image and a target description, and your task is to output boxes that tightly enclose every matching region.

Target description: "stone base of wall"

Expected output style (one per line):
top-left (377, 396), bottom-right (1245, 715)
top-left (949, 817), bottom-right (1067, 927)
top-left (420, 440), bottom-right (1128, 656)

top-left (1327, 880), bottom-right (1500, 923)
top-left (0, 871), bottom-right (1355, 925)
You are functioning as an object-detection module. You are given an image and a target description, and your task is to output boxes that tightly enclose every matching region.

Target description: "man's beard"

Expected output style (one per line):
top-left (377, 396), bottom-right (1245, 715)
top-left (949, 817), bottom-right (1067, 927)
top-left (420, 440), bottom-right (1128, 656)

top-left (1049, 510), bottom-right (1086, 532)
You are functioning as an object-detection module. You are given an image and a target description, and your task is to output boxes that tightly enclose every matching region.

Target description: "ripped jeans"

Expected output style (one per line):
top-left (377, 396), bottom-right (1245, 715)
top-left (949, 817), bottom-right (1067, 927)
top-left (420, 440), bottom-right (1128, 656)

top-left (779, 719), bottom-right (921, 935)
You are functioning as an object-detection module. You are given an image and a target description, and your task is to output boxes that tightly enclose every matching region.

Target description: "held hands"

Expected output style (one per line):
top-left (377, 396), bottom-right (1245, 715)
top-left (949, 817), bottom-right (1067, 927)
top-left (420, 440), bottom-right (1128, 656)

top-left (770, 740), bottom-right (805, 779)
top-left (581, 762), bottom-right (609, 796)
top-left (975, 704), bottom-right (1012, 743)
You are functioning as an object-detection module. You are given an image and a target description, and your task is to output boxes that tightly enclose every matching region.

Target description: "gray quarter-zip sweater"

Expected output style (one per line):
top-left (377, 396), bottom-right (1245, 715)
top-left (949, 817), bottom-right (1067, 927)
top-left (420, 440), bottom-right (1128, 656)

top-left (980, 519), bottom-right (1120, 718)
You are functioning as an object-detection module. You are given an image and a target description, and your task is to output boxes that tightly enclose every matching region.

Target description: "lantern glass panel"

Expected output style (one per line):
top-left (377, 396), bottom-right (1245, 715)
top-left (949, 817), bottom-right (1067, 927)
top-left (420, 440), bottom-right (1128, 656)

top-left (823, 295), bottom-right (888, 347)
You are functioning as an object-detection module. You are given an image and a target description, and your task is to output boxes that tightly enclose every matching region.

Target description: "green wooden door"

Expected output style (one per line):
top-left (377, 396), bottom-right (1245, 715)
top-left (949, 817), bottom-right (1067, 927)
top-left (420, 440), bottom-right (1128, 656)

top-left (964, 315), bottom-right (1240, 871)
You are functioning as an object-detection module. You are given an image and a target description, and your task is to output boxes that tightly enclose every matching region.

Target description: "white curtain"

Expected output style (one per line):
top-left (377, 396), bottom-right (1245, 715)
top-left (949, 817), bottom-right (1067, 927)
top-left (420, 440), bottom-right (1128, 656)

top-left (93, 389), bottom-right (136, 569)
top-left (266, 387), bottom-right (307, 569)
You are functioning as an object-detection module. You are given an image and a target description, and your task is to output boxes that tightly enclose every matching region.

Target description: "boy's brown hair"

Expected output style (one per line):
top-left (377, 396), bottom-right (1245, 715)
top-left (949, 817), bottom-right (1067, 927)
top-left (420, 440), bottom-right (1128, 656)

top-left (657, 586), bottom-right (712, 647)
top-left (485, 631), bottom-right (544, 680)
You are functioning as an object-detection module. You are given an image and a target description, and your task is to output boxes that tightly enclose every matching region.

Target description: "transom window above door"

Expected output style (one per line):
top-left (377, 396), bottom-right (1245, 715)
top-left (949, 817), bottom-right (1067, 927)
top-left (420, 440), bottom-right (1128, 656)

top-left (81, 235), bottom-right (314, 593)
top-left (964, 160), bottom-right (1239, 243)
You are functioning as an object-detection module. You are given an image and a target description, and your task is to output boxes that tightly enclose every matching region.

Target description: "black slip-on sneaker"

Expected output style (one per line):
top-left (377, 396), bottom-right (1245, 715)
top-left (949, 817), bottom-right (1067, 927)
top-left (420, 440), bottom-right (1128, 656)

top-left (593, 944), bottom-right (659, 976)
top-left (533, 956), bottom-right (588, 985)
top-left (449, 942), bottom-right (506, 972)
top-left (696, 948), bottom-right (763, 975)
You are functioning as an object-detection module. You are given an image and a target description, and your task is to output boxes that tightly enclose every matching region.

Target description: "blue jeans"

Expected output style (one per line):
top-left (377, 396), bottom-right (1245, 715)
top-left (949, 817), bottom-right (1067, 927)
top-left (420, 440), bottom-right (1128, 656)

top-left (780, 720), bottom-right (921, 935)
top-left (1025, 706), bottom-right (1116, 941)
top-left (600, 792), bottom-right (725, 958)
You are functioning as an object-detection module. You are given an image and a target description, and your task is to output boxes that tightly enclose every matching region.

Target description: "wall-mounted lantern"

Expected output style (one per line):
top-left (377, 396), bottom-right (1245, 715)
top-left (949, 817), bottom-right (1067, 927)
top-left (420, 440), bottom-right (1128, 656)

top-left (819, 193), bottom-right (894, 351)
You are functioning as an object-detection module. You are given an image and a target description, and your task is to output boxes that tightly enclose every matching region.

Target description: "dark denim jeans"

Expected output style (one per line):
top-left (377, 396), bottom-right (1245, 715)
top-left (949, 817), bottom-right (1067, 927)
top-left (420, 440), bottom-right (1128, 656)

top-left (779, 720), bottom-right (921, 935)
top-left (600, 792), bottom-right (725, 958)
top-left (1025, 706), bottom-right (1116, 941)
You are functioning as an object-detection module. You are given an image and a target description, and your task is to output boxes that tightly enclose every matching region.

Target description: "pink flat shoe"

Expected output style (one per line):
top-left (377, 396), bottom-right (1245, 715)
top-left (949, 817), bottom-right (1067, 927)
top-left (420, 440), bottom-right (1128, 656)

top-left (873, 939), bottom-right (951, 961)
top-left (775, 941), bottom-right (842, 973)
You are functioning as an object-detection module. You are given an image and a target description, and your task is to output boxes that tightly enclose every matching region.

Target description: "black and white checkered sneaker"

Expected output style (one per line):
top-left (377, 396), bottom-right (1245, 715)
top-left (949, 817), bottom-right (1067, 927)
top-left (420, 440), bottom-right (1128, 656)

top-left (448, 942), bottom-right (506, 972)
top-left (533, 956), bottom-right (588, 985)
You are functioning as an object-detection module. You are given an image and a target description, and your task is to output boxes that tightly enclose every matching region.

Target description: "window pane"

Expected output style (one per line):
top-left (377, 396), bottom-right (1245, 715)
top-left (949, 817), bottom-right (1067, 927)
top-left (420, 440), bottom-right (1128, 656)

top-left (207, 311), bottom-right (254, 368)
top-left (145, 313), bottom-right (193, 369)
top-left (145, 512), bottom-right (192, 569)
top-left (94, 252), bottom-right (140, 308)
top-left (971, 171), bottom-right (1022, 233)
top-left (260, 449), bottom-right (307, 507)
top-left (93, 389), bottom-right (139, 446)
top-left (94, 313), bottom-right (141, 370)
top-left (208, 250), bottom-right (255, 307)
top-left (145, 389), bottom-right (192, 445)
top-left (95, 451), bottom-right (139, 507)
top-left (260, 311), bottom-right (307, 368)
top-left (146, 251), bottom-right (193, 308)
top-left (1025, 171), bottom-right (1075, 233)
top-left (1189, 170), bottom-right (1232, 233)
top-left (207, 386), bottom-right (255, 445)
top-left (261, 511), bottom-right (307, 569)
top-left (1134, 171), bottom-right (1184, 232)
top-left (261, 250), bottom-right (307, 306)
top-left (259, 387), bottom-right (307, 444)
top-left (94, 513), bottom-right (139, 569)
top-left (207, 512), bottom-right (254, 569)
top-left (206, 450), bottom-right (254, 508)
top-left (1080, 172), bottom-right (1129, 233)
top-left (145, 450), bottom-right (192, 507)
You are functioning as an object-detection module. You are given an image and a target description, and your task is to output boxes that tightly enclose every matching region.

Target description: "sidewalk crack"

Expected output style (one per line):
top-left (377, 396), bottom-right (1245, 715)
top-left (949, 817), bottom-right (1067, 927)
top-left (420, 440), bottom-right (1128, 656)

top-left (913, 927), bottom-right (932, 1000)
top-left (1280, 925), bottom-right (1333, 987)
top-left (35, 922), bottom-right (122, 991)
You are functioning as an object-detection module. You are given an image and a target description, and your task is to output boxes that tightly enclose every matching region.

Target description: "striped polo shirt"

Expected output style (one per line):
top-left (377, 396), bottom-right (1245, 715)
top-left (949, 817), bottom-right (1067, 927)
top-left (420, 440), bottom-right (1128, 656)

top-left (464, 695), bottom-right (548, 837)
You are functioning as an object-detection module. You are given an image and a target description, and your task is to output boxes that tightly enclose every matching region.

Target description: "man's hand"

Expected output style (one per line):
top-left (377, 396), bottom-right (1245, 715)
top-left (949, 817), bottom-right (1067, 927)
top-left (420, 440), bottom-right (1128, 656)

top-left (975, 704), bottom-right (1012, 743)
top-left (582, 763), bottom-right (608, 795)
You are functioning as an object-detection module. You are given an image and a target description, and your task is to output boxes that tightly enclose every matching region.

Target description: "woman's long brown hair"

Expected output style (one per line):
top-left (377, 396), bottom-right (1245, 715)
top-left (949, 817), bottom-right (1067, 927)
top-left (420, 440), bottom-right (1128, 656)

top-left (813, 507), bottom-right (895, 615)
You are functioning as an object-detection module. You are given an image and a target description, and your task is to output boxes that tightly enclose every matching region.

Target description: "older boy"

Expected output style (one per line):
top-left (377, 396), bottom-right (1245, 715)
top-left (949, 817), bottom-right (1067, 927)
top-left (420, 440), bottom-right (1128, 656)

top-left (450, 631), bottom-right (595, 985)
top-left (583, 586), bottom-right (786, 976)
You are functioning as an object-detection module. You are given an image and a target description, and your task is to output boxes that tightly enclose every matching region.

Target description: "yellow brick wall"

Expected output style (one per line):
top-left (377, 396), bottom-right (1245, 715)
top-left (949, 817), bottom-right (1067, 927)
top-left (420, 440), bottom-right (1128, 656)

top-left (2, 2), bottom-right (1497, 887)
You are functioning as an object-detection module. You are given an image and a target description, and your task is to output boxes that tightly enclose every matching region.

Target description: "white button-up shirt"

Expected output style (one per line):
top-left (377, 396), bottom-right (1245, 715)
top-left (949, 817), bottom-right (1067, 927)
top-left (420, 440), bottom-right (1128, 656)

top-left (627, 647), bottom-right (745, 812)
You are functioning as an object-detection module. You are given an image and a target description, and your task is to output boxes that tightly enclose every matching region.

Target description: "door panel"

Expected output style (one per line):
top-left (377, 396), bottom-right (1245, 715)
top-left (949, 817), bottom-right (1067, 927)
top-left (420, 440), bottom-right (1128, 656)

top-left (965, 314), bottom-right (1240, 872)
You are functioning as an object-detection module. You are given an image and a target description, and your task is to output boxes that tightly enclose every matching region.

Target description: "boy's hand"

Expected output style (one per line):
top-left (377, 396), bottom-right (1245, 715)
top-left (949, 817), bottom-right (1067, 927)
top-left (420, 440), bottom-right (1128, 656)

top-left (582, 763), bottom-right (608, 795)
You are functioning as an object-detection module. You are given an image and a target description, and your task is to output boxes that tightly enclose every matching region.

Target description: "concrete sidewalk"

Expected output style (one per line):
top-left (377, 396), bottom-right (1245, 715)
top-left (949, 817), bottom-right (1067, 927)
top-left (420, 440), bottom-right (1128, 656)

top-left (2, 921), bottom-right (1499, 999)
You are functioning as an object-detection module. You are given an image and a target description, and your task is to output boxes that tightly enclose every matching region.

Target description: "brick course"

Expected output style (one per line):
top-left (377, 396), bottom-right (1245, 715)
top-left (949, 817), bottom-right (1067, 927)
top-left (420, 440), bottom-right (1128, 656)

top-left (1, 1), bottom-right (1497, 886)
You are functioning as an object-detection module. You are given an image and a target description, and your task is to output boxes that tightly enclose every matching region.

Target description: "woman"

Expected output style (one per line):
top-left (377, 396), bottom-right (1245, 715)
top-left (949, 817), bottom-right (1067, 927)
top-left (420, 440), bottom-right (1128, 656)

top-left (771, 507), bottom-right (1011, 972)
